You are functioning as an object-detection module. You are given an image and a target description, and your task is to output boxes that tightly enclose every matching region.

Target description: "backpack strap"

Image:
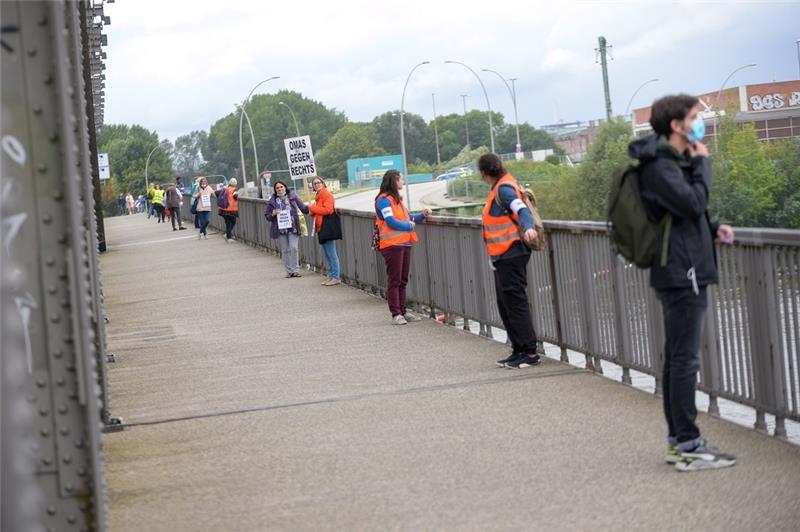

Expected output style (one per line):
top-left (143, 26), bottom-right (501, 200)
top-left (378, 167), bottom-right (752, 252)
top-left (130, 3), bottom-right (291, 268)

top-left (494, 186), bottom-right (522, 229)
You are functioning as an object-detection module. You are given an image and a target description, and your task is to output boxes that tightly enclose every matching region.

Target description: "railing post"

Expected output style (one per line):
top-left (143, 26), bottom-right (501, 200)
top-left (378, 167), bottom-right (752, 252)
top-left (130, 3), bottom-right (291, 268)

top-left (702, 285), bottom-right (723, 416)
top-left (609, 252), bottom-right (634, 385)
top-left (576, 236), bottom-right (602, 373)
top-left (546, 234), bottom-right (568, 363)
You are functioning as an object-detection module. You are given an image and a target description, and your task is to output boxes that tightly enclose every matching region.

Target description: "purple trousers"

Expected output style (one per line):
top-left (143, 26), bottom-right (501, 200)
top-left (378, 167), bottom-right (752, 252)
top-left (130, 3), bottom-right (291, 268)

top-left (380, 245), bottom-right (412, 317)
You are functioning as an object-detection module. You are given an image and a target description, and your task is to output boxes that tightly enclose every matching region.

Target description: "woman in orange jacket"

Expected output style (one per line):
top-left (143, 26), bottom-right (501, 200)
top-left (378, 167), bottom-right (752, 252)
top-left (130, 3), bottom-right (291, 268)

top-left (308, 177), bottom-right (341, 286)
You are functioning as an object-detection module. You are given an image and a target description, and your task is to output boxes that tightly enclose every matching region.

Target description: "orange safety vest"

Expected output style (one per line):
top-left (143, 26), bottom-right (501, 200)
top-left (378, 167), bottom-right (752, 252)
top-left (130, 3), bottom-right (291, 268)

top-left (376, 193), bottom-right (418, 250)
top-left (482, 174), bottom-right (522, 257)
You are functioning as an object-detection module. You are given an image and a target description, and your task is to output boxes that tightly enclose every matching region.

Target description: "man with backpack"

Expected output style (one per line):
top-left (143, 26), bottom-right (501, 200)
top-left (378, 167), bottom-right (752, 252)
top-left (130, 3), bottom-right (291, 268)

top-left (626, 94), bottom-right (735, 471)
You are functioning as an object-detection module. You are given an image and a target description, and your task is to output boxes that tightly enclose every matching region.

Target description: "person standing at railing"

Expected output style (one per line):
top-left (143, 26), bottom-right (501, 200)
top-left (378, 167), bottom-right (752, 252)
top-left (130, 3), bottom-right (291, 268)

top-left (192, 177), bottom-right (215, 240)
top-left (478, 153), bottom-right (541, 369)
top-left (265, 180), bottom-right (309, 278)
top-left (629, 94), bottom-right (736, 472)
top-left (218, 178), bottom-right (240, 242)
top-left (374, 170), bottom-right (431, 325)
top-left (308, 177), bottom-right (342, 286)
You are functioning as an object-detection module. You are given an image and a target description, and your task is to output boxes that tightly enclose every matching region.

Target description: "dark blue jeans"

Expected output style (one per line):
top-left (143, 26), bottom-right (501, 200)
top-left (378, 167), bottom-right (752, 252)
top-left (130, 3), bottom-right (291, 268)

top-left (197, 211), bottom-right (211, 236)
top-left (656, 286), bottom-right (707, 444)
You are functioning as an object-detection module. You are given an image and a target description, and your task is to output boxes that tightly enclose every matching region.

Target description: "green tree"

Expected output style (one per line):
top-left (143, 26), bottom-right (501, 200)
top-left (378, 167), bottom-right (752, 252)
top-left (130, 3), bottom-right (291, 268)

top-left (96, 123), bottom-right (173, 199)
top-left (371, 111), bottom-right (432, 164)
top-left (316, 124), bottom-right (385, 185)
top-left (172, 130), bottom-right (207, 178)
top-left (765, 138), bottom-right (800, 228)
top-left (495, 124), bottom-right (561, 155)
top-left (203, 90), bottom-right (347, 181)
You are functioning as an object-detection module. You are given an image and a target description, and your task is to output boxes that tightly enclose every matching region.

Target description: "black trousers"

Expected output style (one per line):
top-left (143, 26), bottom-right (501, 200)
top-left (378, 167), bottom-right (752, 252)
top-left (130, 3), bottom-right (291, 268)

top-left (656, 287), bottom-right (707, 444)
top-left (170, 207), bottom-right (183, 229)
top-left (493, 252), bottom-right (538, 353)
top-left (221, 213), bottom-right (237, 239)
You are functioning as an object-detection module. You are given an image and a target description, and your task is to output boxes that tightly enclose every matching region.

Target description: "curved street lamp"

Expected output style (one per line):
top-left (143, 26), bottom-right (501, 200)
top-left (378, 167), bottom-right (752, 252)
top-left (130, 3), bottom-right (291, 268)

top-left (714, 63), bottom-right (756, 151)
top-left (446, 60), bottom-right (494, 153)
top-left (238, 76), bottom-right (280, 190)
top-left (144, 139), bottom-right (170, 191)
top-left (624, 78), bottom-right (659, 119)
top-left (278, 101), bottom-right (301, 137)
top-left (400, 61), bottom-right (430, 208)
top-left (482, 68), bottom-right (520, 152)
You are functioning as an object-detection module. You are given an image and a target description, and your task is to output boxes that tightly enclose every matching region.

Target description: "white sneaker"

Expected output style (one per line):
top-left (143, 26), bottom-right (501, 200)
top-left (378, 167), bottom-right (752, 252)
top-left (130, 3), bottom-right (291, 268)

top-left (202, 234), bottom-right (207, 239)
top-left (197, 233), bottom-right (202, 240)
top-left (392, 315), bottom-right (408, 325)
top-left (403, 312), bottom-right (422, 322)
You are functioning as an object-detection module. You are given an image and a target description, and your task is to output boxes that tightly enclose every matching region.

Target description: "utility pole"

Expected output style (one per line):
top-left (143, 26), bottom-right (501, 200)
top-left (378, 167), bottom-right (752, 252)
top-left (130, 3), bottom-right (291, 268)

top-left (431, 93), bottom-right (441, 166)
top-left (460, 94), bottom-right (470, 148)
top-left (596, 36), bottom-right (613, 121)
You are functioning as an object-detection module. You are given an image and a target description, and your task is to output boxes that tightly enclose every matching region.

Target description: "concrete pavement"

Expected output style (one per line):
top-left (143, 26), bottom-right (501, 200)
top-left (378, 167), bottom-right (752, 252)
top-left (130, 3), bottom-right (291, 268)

top-left (102, 214), bottom-right (800, 531)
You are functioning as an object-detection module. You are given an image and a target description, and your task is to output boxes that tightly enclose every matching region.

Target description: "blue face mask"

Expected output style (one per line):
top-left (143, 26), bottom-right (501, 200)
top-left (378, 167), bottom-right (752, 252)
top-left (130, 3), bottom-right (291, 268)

top-left (687, 118), bottom-right (705, 143)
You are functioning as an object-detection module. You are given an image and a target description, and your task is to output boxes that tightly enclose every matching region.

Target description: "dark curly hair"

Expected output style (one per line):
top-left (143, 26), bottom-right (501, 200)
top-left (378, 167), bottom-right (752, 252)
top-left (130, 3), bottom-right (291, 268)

top-left (649, 94), bottom-right (699, 137)
top-left (478, 153), bottom-right (506, 180)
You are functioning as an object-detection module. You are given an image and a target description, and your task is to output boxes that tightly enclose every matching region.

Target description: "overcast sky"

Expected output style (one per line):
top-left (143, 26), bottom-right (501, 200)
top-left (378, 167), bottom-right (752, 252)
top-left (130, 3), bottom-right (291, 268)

top-left (102, 0), bottom-right (800, 141)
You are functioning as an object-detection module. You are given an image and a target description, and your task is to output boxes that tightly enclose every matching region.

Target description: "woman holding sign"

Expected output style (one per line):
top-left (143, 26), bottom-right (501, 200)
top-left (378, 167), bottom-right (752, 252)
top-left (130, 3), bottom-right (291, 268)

top-left (193, 176), bottom-right (215, 239)
top-left (265, 180), bottom-right (309, 278)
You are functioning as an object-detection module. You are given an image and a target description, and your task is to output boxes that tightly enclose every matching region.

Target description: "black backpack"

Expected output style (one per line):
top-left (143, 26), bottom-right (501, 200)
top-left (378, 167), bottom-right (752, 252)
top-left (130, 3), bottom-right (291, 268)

top-left (607, 163), bottom-right (671, 268)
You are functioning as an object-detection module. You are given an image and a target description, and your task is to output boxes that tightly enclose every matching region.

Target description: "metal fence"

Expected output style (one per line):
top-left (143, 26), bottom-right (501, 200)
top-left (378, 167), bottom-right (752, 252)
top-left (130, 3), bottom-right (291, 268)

top-left (2, 1), bottom-right (112, 530)
top-left (185, 197), bottom-right (800, 438)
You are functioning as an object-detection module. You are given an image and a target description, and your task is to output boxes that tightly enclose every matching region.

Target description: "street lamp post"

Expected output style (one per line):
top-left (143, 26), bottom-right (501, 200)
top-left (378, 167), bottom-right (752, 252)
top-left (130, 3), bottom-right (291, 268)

top-left (460, 94), bottom-right (470, 148)
top-left (144, 140), bottom-right (169, 191)
top-left (431, 93), bottom-right (441, 166)
top-left (795, 39), bottom-right (800, 78)
top-left (714, 63), bottom-right (757, 151)
top-left (482, 68), bottom-right (520, 154)
top-left (400, 61), bottom-right (430, 209)
top-left (446, 61), bottom-right (494, 153)
top-left (238, 76), bottom-right (280, 190)
top-left (278, 101), bottom-right (301, 137)
top-left (624, 78), bottom-right (659, 123)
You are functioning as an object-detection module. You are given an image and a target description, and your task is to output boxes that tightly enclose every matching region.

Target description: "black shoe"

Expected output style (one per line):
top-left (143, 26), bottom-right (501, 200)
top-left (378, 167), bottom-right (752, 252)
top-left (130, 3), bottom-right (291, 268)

top-left (173, 228), bottom-right (177, 231)
top-left (179, 226), bottom-right (187, 230)
top-left (496, 352), bottom-right (521, 368)
top-left (505, 353), bottom-right (541, 369)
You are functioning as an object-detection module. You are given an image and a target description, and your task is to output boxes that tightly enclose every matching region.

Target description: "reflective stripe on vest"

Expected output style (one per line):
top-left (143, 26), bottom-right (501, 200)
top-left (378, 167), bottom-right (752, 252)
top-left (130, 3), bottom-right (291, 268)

top-left (376, 194), bottom-right (418, 249)
top-left (482, 174), bottom-right (522, 257)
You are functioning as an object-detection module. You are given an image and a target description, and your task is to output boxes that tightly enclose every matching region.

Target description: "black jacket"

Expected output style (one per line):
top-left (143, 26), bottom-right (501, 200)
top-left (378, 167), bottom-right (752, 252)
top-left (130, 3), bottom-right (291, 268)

top-left (628, 135), bottom-right (719, 290)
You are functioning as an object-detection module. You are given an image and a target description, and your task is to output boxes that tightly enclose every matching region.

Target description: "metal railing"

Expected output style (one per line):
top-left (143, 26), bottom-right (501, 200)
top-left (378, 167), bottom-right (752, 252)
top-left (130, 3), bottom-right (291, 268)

top-left (184, 197), bottom-right (800, 439)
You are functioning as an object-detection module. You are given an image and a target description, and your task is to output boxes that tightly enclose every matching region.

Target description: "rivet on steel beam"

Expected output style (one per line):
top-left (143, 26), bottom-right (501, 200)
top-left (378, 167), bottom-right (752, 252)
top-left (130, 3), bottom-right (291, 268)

top-left (60, 426), bottom-right (70, 436)
top-left (49, 133), bottom-right (59, 143)
top-left (42, 214), bottom-right (52, 224)
top-left (42, 456), bottom-right (53, 466)
top-left (56, 377), bottom-right (66, 386)
top-left (49, 313), bottom-right (61, 323)
top-left (52, 349), bottom-right (63, 359)
top-left (36, 379), bottom-right (46, 388)
top-left (67, 514), bottom-right (77, 524)
top-left (53, 191), bottom-right (63, 200)
top-left (44, 75), bottom-right (54, 85)
top-left (32, 106), bottom-right (43, 115)
top-left (74, 439), bottom-right (85, 449)
top-left (62, 455), bottom-right (72, 465)
top-left (47, 506), bottom-right (56, 516)
top-left (38, 16), bottom-right (48, 26)
top-left (40, 428), bottom-right (50, 437)
top-left (47, 285), bottom-right (58, 294)
top-left (61, 298), bottom-right (69, 308)
top-left (27, 48), bottom-right (37, 57)
top-left (58, 235), bottom-right (67, 244)
top-left (78, 469), bottom-right (87, 478)
top-left (45, 256), bottom-right (56, 266)
top-left (37, 163), bottom-right (47, 173)
top-left (57, 405), bottom-right (68, 415)
top-left (65, 484), bottom-right (74, 494)
top-left (39, 407), bottom-right (49, 416)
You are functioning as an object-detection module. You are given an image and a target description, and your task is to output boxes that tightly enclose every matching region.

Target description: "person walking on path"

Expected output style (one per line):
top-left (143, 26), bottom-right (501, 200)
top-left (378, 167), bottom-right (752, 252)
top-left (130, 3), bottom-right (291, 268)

top-left (218, 177), bottom-right (240, 242)
top-left (374, 170), bottom-right (431, 325)
top-left (308, 177), bottom-right (341, 286)
top-left (117, 194), bottom-right (125, 216)
top-left (479, 153), bottom-right (541, 369)
top-left (165, 179), bottom-right (187, 231)
top-left (136, 193), bottom-right (146, 214)
top-left (629, 94), bottom-right (736, 472)
top-left (192, 176), bottom-right (215, 240)
top-left (125, 192), bottom-right (135, 215)
top-left (146, 184), bottom-right (155, 219)
top-left (151, 185), bottom-right (166, 223)
top-left (265, 180), bottom-right (309, 278)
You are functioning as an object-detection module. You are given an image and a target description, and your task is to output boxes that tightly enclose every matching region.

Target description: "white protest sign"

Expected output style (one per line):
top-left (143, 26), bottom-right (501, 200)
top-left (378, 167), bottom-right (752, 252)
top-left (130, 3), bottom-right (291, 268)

top-left (98, 152), bottom-right (109, 166)
top-left (99, 165), bottom-right (110, 180)
top-left (283, 135), bottom-right (317, 181)
top-left (98, 152), bottom-right (110, 180)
